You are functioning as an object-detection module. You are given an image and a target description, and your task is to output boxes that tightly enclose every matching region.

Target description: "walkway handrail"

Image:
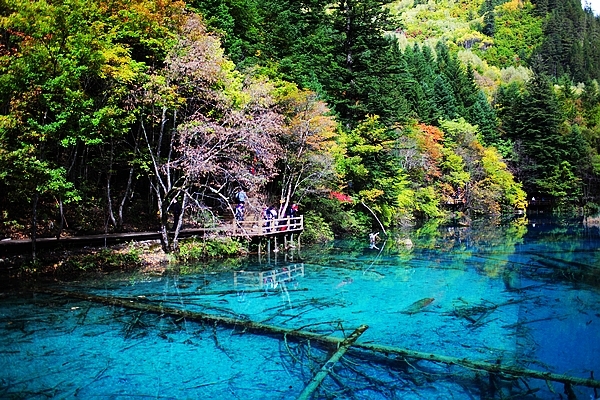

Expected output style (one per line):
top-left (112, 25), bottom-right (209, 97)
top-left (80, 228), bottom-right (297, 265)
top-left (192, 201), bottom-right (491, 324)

top-left (0, 215), bottom-right (305, 255)
top-left (232, 215), bottom-right (304, 237)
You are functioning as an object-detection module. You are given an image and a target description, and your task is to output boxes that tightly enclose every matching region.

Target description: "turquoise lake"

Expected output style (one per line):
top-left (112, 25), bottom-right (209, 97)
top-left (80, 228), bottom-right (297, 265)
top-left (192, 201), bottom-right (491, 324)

top-left (1, 215), bottom-right (599, 399)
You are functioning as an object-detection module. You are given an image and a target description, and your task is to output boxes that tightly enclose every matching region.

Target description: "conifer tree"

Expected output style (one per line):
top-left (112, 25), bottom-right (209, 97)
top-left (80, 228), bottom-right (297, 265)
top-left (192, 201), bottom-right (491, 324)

top-left (481, 0), bottom-right (496, 36)
top-left (191, 0), bottom-right (263, 67)
top-left (469, 91), bottom-right (499, 147)
top-left (403, 44), bottom-right (437, 123)
top-left (326, 0), bottom-right (399, 126)
top-left (433, 75), bottom-right (459, 122)
top-left (503, 60), bottom-right (571, 195)
top-left (353, 37), bottom-right (412, 125)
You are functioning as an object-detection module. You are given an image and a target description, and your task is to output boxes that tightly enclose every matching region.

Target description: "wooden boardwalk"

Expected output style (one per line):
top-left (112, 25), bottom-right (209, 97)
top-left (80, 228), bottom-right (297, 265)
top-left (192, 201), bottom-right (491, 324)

top-left (0, 215), bottom-right (304, 255)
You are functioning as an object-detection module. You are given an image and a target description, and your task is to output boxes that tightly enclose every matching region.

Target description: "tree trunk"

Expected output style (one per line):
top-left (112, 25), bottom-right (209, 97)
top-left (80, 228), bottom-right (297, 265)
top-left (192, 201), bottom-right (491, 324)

top-left (171, 193), bottom-right (187, 251)
top-left (297, 324), bottom-right (369, 400)
top-left (106, 138), bottom-right (117, 229)
top-left (31, 192), bottom-right (38, 261)
top-left (158, 195), bottom-right (170, 253)
top-left (106, 174), bottom-right (117, 228)
top-left (56, 196), bottom-right (65, 239)
top-left (117, 165), bottom-right (134, 229)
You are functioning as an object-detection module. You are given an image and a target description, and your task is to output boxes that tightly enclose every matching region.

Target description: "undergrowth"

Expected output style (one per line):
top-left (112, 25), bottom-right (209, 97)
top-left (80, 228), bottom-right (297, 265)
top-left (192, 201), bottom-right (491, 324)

top-left (176, 237), bottom-right (246, 262)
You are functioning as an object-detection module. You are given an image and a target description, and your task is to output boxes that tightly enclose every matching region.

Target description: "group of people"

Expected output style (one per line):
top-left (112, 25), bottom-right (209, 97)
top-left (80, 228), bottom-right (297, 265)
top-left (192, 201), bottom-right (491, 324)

top-left (170, 189), bottom-right (302, 230)
top-left (262, 203), bottom-right (299, 231)
top-left (234, 189), bottom-right (299, 231)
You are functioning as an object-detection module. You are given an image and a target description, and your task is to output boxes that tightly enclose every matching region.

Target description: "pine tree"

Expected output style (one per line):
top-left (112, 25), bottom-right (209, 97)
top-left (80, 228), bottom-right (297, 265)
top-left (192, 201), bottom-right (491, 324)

top-left (191, 0), bottom-right (263, 67)
top-left (403, 44), bottom-right (436, 123)
top-left (510, 62), bottom-right (568, 193)
top-left (353, 37), bottom-right (412, 125)
top-left (433, 75), bottom-right (459, 122)
top-left (481, 0), bottom-right (496, 37)
top-left (325, 0), bottom-right (400, 126)
top-left (469, 91), bottom-right (499, 147)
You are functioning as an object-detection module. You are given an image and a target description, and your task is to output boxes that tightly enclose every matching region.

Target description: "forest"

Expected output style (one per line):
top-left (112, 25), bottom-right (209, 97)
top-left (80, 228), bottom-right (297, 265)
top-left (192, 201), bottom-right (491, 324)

top-left (1, 0), bottom-right (600, 252)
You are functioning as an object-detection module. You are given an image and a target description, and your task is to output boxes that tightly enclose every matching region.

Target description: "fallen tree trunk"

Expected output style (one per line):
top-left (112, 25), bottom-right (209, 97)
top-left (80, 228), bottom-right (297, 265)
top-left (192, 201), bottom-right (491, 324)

top-left (144, 287), bottom-right (308, 298)
top-left (297, 324), bottom-right (368, 400)
top-left (34, 288), bottom-right (351, 343)
top-left (35, 289), bottom-right (600, 390)
top-left (354, 342), bottom-right (600, 389)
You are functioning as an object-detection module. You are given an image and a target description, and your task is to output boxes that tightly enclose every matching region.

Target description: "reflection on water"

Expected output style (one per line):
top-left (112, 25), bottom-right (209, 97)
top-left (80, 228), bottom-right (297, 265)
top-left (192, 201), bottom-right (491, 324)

top-left (234, 264), bottom-right (304, 291)
top-left (0, 216), bottom-right (599, 399)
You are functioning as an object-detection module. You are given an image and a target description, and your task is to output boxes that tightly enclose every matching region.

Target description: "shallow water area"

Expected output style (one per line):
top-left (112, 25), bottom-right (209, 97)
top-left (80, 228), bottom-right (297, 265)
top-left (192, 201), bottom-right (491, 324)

top-left (1, 216), bottom-right (600, 399)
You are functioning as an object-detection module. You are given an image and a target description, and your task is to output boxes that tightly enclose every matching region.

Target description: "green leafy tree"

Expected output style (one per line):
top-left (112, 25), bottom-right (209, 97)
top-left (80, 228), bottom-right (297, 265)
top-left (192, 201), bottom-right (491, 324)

top-left (272, 85), bottom-right (339, 215)
top-left (439, 119), bottom-right (526, 214)
top-left (0, 0), bottom-right (151, 253)
top-left (535, 161), bottom-right (582, 205)
top-left (336, 115), bottom-right (414, 226)
top-left (478, 0), bottom-right (543, 68)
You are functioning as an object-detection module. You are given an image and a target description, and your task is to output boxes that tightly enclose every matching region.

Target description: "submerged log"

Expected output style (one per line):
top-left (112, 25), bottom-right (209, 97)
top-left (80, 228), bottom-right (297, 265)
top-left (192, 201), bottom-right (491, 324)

top-left (35, 289), bottom-right (600, 390)
top-left (34, 288), bottom-right (353, 343)
top-left (297, 324), bottom-right (368, 400)
top-left (400, 297), bottom-right (434, 315)
top-left (353, 342), bottom-right (600, 389)
top-left (448, 297), bottom-right (534, 326)
top-left (149, 288), bottom-right (309, 297)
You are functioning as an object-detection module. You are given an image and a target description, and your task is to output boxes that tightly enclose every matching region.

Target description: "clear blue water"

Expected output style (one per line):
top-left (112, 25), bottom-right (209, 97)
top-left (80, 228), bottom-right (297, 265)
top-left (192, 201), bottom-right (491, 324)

top-left (1, 216), bottom-right (599, 399)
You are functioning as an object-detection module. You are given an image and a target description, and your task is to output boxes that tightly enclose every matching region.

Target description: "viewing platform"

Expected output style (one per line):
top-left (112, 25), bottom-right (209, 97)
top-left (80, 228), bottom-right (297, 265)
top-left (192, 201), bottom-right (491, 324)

top-left (228, 215), bottom-right (304, 237)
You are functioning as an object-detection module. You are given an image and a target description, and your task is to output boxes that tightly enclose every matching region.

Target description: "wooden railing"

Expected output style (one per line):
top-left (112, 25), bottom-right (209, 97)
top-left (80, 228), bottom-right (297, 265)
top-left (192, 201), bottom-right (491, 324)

top-left (229, 215), bottom-right (304, 237)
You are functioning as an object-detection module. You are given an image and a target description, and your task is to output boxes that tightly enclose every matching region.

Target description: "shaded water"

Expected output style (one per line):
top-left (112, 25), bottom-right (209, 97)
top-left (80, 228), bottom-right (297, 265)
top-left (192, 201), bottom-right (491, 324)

top-left (1, 216), bottom-right (600, 399)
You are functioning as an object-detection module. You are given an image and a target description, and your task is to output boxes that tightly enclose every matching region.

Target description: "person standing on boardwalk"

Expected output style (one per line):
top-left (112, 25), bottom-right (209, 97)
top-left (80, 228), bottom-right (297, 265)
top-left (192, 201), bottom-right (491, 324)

top-left (285, 203), bottom-right (299, 228)
top-left (236, 189), bottom-right (247, 205)
top-left (263, 205), bottom-right (277, 232)
top-left (233, 189), bottom-right (247, 222)
top-left (235, 202), bottom-right (245, 221)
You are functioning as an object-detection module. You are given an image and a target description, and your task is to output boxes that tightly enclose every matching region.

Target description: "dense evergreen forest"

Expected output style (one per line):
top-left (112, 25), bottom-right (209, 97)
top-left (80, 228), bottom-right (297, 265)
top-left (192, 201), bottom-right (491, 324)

top-left (1, 0), bottom-right (600, 251)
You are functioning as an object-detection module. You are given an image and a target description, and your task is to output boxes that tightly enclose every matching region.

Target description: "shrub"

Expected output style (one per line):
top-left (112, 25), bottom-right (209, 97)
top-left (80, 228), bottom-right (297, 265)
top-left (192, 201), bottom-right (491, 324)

top-left (302, 213), bottom-right (335, 243)
top-left (177, 237), bottom-right (246, 262)
top-left (55, 246), bottom-right (142, 277)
